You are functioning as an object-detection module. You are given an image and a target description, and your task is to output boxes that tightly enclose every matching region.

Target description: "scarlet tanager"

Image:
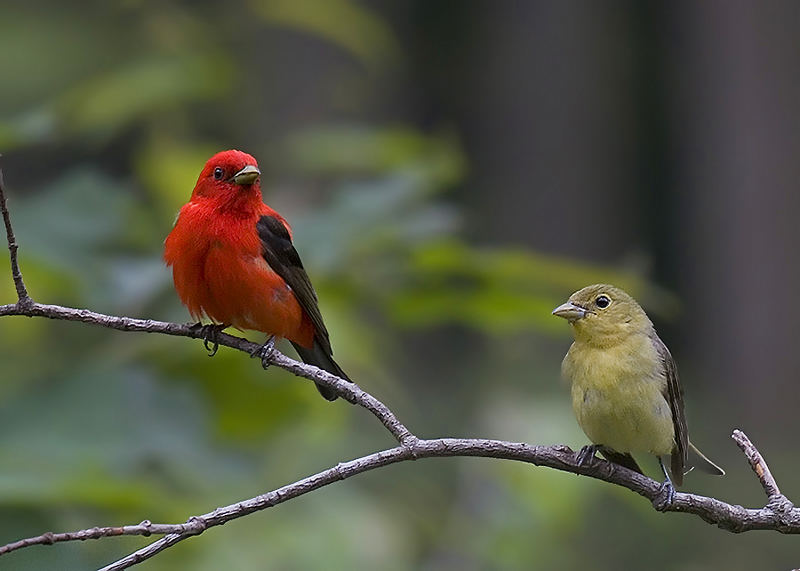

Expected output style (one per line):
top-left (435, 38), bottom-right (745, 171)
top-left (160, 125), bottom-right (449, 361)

top-left (164, 150), bottom-right (350, 400)
top-left (553, 284), bottom-right (723, 499)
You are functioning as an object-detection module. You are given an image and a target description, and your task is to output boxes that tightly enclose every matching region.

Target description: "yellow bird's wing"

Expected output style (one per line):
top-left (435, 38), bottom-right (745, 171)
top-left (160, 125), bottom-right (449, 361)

top-left (651, 332), bottom-right (689, 486)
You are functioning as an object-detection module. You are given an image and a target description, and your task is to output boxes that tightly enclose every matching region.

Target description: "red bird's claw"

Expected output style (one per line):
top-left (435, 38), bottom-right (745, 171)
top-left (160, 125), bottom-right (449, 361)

top-left (250, 336), bottom-right (276, 369)
top-left (193, 323), bottom-right (226, 357)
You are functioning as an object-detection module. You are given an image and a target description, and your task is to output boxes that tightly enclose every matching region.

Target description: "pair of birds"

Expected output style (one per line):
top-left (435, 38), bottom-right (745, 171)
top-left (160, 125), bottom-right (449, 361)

top-left (164, 150), bottom-right (723, 495)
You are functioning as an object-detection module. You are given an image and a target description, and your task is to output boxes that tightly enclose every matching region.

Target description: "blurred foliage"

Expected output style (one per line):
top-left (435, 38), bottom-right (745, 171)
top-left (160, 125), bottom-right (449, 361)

top-left (253, 0), bottom-right (403, 72)
top-left (0, 2), bottom-right (788, 571)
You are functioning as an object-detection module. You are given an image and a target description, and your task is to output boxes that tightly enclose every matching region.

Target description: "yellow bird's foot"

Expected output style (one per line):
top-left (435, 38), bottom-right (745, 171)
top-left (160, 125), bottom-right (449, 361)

top-left (654, 457), bottom-right (676, 510)
top-left (654, 479), bottom-right (676, 511)
top-left (191, 322), bottom-right (228, 357)
top-left (576, 444), bottom-right (600, 466)
top-left (250, 336), bottom-right (276, 369)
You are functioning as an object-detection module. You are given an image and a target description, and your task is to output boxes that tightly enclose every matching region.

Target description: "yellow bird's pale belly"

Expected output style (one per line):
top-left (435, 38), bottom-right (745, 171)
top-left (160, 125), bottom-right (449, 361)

top-left (563, 335), bottom-right (675, 456)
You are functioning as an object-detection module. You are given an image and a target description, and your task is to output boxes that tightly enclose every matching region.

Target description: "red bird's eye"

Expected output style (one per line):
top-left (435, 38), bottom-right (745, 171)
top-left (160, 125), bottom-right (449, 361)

top-left (213, 167), bottom-right (225, 180)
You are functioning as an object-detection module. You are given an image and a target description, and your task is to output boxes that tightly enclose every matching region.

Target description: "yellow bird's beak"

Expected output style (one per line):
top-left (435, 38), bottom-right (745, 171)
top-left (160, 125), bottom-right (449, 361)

top-left (232, 164), bottom-right (261, 185)
top-left (552, 301), bottom-right (589, 322)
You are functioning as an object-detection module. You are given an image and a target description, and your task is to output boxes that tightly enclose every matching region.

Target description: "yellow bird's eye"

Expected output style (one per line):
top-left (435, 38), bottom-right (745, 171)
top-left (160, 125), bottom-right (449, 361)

top-left (595, 295), bottom-right (611, 309)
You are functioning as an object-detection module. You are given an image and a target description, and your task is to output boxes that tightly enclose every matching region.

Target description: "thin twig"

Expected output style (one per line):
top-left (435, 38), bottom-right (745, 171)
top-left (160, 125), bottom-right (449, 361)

top-left (0, 520), bottom-right (204, 556)
top-left (732, 429), bottom-right (781, 498)
top-left (0, 161), bottom-right (31, 305)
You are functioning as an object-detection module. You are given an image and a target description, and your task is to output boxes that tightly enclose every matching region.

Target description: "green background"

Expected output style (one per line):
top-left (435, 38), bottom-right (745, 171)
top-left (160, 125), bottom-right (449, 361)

top-left (1, 1), bottom-right (798, 569)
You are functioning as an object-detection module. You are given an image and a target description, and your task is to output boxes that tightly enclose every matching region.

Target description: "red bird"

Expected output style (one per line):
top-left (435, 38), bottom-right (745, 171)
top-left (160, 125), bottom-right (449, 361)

top-left (164, 150), bottom-right (349, 400)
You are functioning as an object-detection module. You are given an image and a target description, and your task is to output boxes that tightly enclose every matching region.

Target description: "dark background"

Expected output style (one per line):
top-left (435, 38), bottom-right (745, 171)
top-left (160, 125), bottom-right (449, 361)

top-left (1, 1), bottom-right (798, 569)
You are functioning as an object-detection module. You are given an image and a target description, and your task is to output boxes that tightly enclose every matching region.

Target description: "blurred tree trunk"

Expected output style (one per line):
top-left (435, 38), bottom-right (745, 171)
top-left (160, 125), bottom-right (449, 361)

top-left (442, 2), bottom-right (644, 259)
top-left (668, 1), bottom-right (800, 436)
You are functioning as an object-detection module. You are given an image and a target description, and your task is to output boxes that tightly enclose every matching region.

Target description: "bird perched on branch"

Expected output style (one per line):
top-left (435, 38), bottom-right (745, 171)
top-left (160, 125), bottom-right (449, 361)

top-left (164, 150), bottom-right (350, 400)
top-left (553, 284), bottom-right (723, 501)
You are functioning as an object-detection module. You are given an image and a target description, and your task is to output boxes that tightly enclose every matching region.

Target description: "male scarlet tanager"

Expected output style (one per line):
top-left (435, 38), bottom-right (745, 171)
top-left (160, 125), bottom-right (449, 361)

top-left (164, 150), bottom-right (349, 400)
top-left (553, 284), bottom-right (723, 500)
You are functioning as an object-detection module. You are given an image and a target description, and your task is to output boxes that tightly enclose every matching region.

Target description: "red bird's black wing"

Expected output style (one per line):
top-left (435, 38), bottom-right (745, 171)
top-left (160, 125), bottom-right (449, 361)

top-left (256, 215), bottom-right (350, 400)
top-left (256, 215), bottom-right (330, 351)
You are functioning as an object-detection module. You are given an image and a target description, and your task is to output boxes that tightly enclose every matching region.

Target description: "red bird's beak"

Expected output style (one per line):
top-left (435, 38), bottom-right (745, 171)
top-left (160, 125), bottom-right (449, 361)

top-left (232, 165), bottom-right (260, 185)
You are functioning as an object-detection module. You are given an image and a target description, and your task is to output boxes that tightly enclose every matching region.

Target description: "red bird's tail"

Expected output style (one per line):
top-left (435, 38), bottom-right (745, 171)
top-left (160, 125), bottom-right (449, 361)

top-left (290, 340), bottom-right (351, 401)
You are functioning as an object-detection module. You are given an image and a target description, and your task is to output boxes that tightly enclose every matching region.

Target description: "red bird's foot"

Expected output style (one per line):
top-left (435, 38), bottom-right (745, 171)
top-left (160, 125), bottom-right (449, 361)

top-left (250, 336), bottom-right (276, 369)
top-left (191, 322), bottom-right (228, 356)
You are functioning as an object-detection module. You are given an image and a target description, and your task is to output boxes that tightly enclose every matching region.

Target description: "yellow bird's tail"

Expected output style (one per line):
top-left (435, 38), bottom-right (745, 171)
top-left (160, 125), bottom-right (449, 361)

top-left (688, 442), bottom-right (725, 476)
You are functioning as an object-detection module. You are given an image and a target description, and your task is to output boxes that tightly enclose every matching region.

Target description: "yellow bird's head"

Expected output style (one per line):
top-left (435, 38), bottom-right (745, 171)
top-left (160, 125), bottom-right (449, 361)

top-left (552, 284), bottom-right (652, 346)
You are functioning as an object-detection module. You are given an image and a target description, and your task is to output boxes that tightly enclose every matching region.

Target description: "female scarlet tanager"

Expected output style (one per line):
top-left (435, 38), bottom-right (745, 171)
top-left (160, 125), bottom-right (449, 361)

top-left (553, 284), bottom-right (723, 500)
top-left (164, 150), bottom-right (350, 401)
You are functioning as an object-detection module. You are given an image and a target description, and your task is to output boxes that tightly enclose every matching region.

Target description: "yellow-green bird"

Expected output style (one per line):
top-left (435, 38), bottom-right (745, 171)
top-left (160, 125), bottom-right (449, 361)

top-left (553, 284), bottom-right (723, 500)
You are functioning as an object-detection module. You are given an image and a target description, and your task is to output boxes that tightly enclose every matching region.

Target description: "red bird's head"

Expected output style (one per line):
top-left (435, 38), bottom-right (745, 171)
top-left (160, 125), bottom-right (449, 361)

top-left (191, 150), bottom-right (262, 201)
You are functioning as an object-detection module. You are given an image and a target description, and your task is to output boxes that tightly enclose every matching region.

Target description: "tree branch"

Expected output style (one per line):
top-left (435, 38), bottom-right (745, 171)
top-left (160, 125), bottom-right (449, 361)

top-left (732, 429), bottom-right (781, 498)
top-left (101, 437), bottom-right (800, 571)
top-left (4, 432), bottom-right (799, 570)
top-left (0, 159), bottom-right (31, 306)
top-left (0, 301), bottom-right (414, 445)
top-left (0, 162), bottom-right (797, 571)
